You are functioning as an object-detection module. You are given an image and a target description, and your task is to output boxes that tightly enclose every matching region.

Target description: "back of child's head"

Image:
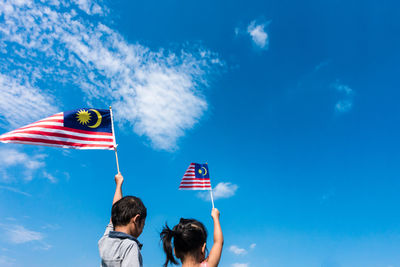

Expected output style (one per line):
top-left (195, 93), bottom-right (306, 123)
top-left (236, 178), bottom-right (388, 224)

top-left (112, 196), bottom-right (147, 227)
top-left (160, 218), bottom-right (208, 267)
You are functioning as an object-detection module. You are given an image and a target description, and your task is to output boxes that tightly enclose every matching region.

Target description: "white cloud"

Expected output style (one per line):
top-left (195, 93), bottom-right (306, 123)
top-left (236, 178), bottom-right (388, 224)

top-left (0, 185), bottom-right (31, 196)
top-left (247, 20), bottom-right (269, 49)
top-left (0, 0), bottom-right (222, 151)
top-left (0, 74), bottom-right (58, 129)
top-left (229, 245), bottom-right (247, 255)
top-left (332, 81), bottom-right (354, 113)
top-left (33, 243), bottom-right (52, 251)
top-left (0, 148), bottom-right (44, 168)
top-left (42, 171), bottom-right (57, 183)
top-left (250, 243), bottom-right (256, 249)
top-left (0, 255), bottom-right (16, 267)
top-left (3, 225), bottom-right (43, 244)
top-left (335, 83), bottom-right (353, 95)
top-left (41, 223), bottom-right (60, 230)
top-left (1, 223), bottom-right (51, 251)
top-left (314, 60), bottom-right (329, 71)
top-left (0, 148), bottom-right (46, 181)
top-left (197, 182), bottom-right (238, 201)
top-left (232, 263), bottom-right (249, 267)
top-left (213, 182), bottom-right (238, 199)
top-left (335, 100), bottom-right (352, 112)
top-left (72, 0), bottom-right (105, 15)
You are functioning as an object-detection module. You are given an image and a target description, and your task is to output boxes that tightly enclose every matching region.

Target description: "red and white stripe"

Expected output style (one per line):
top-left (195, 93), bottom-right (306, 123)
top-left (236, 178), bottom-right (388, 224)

top-left (179, 163), bottom-right (212, 190)
top-left (0, 113), bottom-right (114, 150)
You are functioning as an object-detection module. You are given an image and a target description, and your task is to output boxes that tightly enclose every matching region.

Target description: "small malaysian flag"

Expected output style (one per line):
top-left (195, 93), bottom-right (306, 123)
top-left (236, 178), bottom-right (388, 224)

top-left (179, 163), bottom-right (212, 190)
top-left (0, 108), bottom-right (115, 150)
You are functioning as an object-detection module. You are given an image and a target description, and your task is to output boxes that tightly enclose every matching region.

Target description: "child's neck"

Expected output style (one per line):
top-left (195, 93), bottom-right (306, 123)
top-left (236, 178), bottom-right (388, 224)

top-left (182, 256), bottom-right (202, 267)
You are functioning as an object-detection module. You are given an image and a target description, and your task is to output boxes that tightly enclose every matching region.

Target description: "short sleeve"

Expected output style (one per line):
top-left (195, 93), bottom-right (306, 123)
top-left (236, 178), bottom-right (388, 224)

top-left (103, 222), bottom-right (114, 237)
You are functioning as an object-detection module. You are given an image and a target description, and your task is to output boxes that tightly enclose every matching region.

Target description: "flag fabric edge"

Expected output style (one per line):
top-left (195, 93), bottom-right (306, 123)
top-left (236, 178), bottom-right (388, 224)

top-left (0, 108), bottom-right (115, 150)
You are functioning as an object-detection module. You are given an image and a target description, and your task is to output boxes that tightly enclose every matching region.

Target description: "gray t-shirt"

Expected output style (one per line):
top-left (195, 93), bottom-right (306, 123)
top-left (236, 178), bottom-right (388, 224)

top-left (98, 223), bottom-right (143, 267)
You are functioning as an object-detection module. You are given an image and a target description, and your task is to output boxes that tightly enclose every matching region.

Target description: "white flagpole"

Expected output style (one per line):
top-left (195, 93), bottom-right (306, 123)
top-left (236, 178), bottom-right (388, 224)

top-left (210, 189), bottom-right (215, 209)
top-left (206, 162), bottom-right (214, 209)
top-left (109, 106), bottom-right (120, 173)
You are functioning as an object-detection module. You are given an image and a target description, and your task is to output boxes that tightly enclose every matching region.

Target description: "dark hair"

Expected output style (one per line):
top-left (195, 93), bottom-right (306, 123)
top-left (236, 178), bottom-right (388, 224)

top-left (160, 218), bottom-right (208, 267)
top-left (111, 196), bottom-right (147, 227)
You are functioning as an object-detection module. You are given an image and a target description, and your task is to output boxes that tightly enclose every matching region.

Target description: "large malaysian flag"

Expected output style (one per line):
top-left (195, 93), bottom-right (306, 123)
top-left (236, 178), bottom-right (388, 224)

top-left (0, 108), bottom-right (115, 150)
top-left (179, 163), bottom-right (212, 190)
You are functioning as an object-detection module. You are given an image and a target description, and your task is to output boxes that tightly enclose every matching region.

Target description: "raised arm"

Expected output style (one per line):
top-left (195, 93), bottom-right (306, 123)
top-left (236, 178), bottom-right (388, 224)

top-left (206, 208), bottom-right (224, 267)
top-left (113, 173), bottom-right (124, 205)
top-left (108, 173), bottom-right (124, 224)
top-left (103, 173), bottom-right (124, 236)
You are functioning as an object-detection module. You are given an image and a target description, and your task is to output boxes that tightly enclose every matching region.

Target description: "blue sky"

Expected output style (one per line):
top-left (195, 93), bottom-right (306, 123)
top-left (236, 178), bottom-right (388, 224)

top-left (0, 0), bottom-right (400, 266)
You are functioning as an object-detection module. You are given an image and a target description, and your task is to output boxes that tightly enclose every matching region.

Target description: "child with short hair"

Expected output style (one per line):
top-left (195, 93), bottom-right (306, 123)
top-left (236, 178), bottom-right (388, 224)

top-left (98, 173), bottom-right (147, 267)
top-left (160, 208), bottom-right (223, 267)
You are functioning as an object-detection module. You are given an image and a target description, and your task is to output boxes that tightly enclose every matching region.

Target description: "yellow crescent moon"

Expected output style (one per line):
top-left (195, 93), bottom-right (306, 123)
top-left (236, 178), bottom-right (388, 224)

top-left (88, 109), bottom-right (102, 128)
top-left (201, 167), bottom-right (207, 176)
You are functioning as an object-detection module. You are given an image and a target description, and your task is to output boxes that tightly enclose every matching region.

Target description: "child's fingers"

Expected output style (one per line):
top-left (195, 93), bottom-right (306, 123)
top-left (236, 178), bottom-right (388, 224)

top-left (211, 208), bottom-right (220, 218)
top-left (114, 173), bottom-right (124, 183)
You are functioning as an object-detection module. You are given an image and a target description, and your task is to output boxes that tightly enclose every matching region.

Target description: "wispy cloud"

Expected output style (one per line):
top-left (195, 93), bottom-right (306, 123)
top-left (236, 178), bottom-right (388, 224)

top-left (247, 20), bottom-right (269, 50)
top-left (212, 182), bottom-right (238, 199)
top-left (0, 148), bottom-right (46, 181)
top-left (41, 223), bottom-right (60, 230)
top-left (335, 83), bottom-right (353, 95)
top-left (1, 223), bottom-right (52, 251)
top-left (335, 100), bottom-right (352, 113)
top-left (232, 263), bottom-right (249, 267)
top-left (0, 148), bottom-right (44, 169)
top-left (0, 74), bottom-right (58, 129)
top-left (72, 0), bottom-right (105, 15)
top-left (0, 185), bottom-right (31, 196)
top-left (234, 27), bottom-right (240, 36)
top-left (3, 225), bottom-right (43, 244)
top-left (0, 0), bottom-right (222, 150)
top-left (0, 255), bottom-right (16, 267)
top-left (320, 190), bottom-right (335, 204)
top-left (332, 81), bottom-right (354, 113)
top-left (229, 245), bottom-right (247, 255)
top-left (0, 148), bottom-right (58, 183)
top-left (197, 182), bottom-right (238, 201)
top-left (42, 171), bottom-right (57, 183)
top-left (33, 243), bottom-right (52, 251)
top-left (250, 243), bottom-right (256, 249)
top-left (314, 60), bottom-right (329, 72)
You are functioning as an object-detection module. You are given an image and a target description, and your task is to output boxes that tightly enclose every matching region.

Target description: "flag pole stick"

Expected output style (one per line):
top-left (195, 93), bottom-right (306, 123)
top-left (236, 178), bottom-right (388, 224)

top-left (206, 162), bottom-right (214, 209)
top-left (109, 106), bottom-right (120, 173)
top-left (210, 189), bottom-right (215, 209)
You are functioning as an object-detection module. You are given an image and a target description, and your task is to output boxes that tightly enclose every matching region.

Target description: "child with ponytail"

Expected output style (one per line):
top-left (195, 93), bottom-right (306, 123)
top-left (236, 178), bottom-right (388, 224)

top-left (160, 208), bottom-right (223, 267)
